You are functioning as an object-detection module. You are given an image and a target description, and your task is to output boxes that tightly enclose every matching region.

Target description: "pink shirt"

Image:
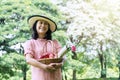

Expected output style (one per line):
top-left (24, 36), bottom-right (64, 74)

top-left (23, 39), bottom-right (62, 80)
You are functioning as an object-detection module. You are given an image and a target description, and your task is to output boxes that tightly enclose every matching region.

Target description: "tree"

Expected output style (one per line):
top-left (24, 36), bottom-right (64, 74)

top-left (0, 0), bottom-right (65, 79)
top-left (55, 0), bottom-right (120, 79)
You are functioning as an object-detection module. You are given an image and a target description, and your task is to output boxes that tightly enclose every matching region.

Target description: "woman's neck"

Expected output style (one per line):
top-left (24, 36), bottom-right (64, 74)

top-left (38, 34), bottom-right (46, 39)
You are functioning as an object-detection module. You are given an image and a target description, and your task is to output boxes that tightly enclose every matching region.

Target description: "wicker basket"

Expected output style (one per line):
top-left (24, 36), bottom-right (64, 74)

top-left (38, 58), bottom-right (63, 64)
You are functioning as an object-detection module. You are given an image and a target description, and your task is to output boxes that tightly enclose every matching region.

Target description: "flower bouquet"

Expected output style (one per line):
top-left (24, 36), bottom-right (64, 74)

top-left (39, 29), bottom-right (83, 64)
top-left (38, 34), bottom-right (83, 64)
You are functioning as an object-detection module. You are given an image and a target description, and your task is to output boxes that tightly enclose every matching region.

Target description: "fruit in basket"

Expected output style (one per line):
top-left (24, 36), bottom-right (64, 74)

top-left (39, 58), bottom-right (63, 64)
top-left (39, 52), bottom-right (55, 59)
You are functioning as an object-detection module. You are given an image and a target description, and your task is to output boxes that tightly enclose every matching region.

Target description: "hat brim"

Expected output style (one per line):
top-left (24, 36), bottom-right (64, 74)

top-left (27, 15), bottom-right (57, 32)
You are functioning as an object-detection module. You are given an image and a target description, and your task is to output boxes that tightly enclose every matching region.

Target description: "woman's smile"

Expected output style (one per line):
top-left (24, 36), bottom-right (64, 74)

top-left (39, 26), bottom-right (47, 31)
top-left (36, 20), bottom-right (49, 34)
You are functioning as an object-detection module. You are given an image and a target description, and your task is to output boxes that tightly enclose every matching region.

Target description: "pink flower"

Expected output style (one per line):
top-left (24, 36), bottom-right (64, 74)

top-left (71, 45), bottom-right (76, 52)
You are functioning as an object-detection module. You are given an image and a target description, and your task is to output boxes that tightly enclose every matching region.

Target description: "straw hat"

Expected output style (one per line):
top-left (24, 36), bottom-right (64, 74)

top-left (27, 15), bottom-right (57, 32)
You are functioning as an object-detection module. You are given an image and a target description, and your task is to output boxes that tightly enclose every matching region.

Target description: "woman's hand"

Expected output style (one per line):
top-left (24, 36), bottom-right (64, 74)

top-left (43, 63), bottom-right (62, 72)
top-left (51, 63), bottom-right (63, 69)
top-left (44, 63), bottom-right (56, 72)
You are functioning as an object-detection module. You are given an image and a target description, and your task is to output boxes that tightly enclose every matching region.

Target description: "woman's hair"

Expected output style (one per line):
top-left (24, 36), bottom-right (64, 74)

top-left (31, 20), bottom-right (52, 40)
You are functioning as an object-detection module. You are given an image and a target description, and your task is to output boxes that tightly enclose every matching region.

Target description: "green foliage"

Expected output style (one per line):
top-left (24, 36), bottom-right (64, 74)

top-left (0, 53), bottom-right (28, 79)
top-left (33, 0), bottom-right (59, 16)
top-left (79, 78), bottom-right (118, 80)
top-left (0, 0), bottom-right (65, 79)
top-left (0, 0), bottom-right (64, 51)
top-left (59, 0), bottom-right (120, 79)
top-left (1, 0), bottom-right (120, 79)
top-left (53, 30), bottom-right (67, 45)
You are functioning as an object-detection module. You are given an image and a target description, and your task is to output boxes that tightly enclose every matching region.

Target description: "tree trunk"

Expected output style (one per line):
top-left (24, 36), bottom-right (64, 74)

top-left (98, 53), bottom-right (105, 78)
top-left (22, 65), bottom-right (27, 80)
top-left (98, 41), bottom-right (106, 78)
top-left (62, 70), bottom-right (67, 80)
top-left (100, 54), bottom-right (106, 78)
top-left (104, 53), bottom-right (107, 78)
top-left (118, 61), bottom-right (120, 79)
top-left (65, 74), bottom-right (67, 80)
top-left (73, 69), bottom-right (76, 80)
top-left (71, 51), bottom-right (77, 80)
top-left (23, 71), bottom-right (26, 80)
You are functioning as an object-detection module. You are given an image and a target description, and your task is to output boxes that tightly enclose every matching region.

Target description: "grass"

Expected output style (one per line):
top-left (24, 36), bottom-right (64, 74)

top-left (78, 78), bottom-right (119, 80)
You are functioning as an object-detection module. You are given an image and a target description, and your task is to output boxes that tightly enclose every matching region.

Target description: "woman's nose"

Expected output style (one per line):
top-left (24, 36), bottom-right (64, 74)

top-left (41, 23), bottom-right (45, 27)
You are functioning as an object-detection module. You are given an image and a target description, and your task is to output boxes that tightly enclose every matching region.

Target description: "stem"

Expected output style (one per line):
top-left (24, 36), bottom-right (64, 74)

top-left (58, 46), bottom-right (69, 58)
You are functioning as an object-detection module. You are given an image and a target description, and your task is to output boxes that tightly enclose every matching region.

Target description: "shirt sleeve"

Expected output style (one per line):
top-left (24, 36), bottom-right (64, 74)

top-left (53, 40), bottom-right (62, 53)
top-left (53, 40), bottom-right (67, 60)
top-left (23, 40), bottom-right (34, 57)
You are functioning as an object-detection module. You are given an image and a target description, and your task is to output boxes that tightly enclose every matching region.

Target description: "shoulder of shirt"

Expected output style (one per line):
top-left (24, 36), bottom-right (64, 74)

top-left (52, 39), bottom-right (60, 44)
top-left (46, 39), bottom-right (58, 43)
top-left (25, 39), bottom-right (36, 43)
top-left (51, 39), bottom-right (58, 42)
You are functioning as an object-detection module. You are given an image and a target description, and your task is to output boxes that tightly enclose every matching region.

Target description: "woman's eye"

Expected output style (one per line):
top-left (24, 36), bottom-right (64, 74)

top-left (38, 21), bottom-right (48, 25)
top-left (40, 22), bottom-right (42, 24)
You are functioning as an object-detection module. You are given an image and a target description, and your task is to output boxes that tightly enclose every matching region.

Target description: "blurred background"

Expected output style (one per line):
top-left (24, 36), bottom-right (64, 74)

top-left (0, 0), bottom-right (120, 80)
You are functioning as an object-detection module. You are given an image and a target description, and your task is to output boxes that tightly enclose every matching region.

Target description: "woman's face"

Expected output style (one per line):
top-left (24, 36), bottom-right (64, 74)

top-left (36, 20), bottom-right (49, 35)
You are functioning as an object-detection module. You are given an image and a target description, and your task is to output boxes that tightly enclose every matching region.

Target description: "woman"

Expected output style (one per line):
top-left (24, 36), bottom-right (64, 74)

top-left (23, 15), bottom-right (63, 80)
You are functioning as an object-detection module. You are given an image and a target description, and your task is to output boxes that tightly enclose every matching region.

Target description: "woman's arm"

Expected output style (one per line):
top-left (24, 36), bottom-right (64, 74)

top-left (58, 45), bottom-right (69, 58)
top-left (25, 54), bottom-right (57, 71)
